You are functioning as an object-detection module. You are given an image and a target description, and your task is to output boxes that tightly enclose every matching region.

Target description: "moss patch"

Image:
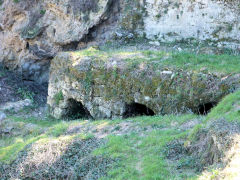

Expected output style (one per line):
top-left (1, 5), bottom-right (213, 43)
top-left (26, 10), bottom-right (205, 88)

top-left (53, 91), bottom-right (64, 105)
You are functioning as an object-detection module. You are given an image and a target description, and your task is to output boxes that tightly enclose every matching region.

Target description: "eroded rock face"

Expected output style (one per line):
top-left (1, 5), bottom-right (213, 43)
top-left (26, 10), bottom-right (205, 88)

top-left (0, 0), bottom-right (114, 83)
top-left (1, 0), bottom-right (240, 83)
top-left (143, 0), bottom-right (240, 49)
top-left (47, 48), bottom-right (240, 119)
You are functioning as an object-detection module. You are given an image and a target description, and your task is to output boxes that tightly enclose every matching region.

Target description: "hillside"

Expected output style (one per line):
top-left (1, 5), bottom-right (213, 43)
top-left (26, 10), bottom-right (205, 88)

top-left (0, 0), bottom-right (240, 179)
top-left (0, 89), bottom-right (239, 179)
top-left (0, 47), bottom-right (240, 179)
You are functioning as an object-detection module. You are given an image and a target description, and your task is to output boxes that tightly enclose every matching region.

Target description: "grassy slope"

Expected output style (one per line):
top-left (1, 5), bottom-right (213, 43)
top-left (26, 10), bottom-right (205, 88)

top-left (188, 90), bottom-right (240, 141)
top-left (191, 90), bottom-right (240, 180)
top-left (206, 90), bottom-right (240, 123)
top-left (0, 47), bottom-right (239, 179)
top-left (0, 95), bottom-right (239, 179)
top-left (1, 114), bottom-right (202, 179)
top-left (94, 115), bottom-right (199, 180)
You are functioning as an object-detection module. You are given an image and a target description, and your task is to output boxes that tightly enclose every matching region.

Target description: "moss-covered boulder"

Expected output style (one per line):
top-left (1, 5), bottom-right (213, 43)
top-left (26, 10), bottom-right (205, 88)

top-left (47, 47), bottom-right (240, 119)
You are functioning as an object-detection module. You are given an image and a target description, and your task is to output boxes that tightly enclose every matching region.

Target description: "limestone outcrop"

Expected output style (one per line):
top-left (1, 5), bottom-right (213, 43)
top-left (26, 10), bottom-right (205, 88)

top-left (0, 0), bottom-right (116, 83)
top-left (47, 48), bottom-right (240, 119)
top-left (143, 0), bottom-right (240, 49)
top-left (1, 0), bottom-right (240, 83)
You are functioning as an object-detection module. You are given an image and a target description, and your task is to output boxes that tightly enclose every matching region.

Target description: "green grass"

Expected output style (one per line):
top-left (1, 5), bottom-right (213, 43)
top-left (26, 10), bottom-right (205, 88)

top-left (206, 90), bottom-right (240, 123)
top-left (187, 124), bottom-right (203, 142)
top-left (187, 90), bottom-right (240, 143)
top-left (0, 116), bottom-right (69, 163)
top-left (72, 47), bottom-right (240, 74)
top-left (130, 114), bottom-right (200, 127)
top-left (47, 122), bottom-right (69, 137)
top-left (94, 131), bottom-right (191, 180)
top-left (0, 113), bottom-right (100, 164)
top-left (0, 114), bottom-right (199, 170)
top-left (0, 91), bottom-right (239, 178)
top-left (0, 135), bottom-right (45, 163)
top-left (17, 87), bottom-right (35, 101)
top-left (10, 116), bottom-right (60, 127)
top-left (93, 115), bottom-right (199, 180)
top-left (162, 52), bottom-right (240, 74)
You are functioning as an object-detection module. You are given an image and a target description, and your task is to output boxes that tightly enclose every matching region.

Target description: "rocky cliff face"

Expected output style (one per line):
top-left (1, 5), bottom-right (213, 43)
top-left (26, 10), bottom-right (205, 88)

top-left (0, 0), bottom-right (120, 83)
top-left (143, 0), bottom-right (240, 47)
top-left (47, 47), bottom-right (240, 119)
top-left (0, 0), bottom-right (239, 83)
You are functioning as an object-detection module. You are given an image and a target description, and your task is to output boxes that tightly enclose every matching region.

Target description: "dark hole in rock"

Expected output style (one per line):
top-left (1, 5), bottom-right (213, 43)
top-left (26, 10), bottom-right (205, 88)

top-left (197, 102), bottom-right (216, 115)
top-left (65, 99), bottom-right (92, 120)
top-left (62, 41), bottom-right (79, 51)
top-left (26, 42), bottom-right (29, 49)
top-left (123, 103), bottom-right (155, 118)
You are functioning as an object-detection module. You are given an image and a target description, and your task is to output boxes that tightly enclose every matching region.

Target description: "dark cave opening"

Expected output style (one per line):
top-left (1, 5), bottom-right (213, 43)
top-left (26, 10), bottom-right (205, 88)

top-left (26, 42), bottom-right (29, 49)
top-left (197, 102), bottom-right (216, 115)
top-left (62, 41), bottom-right (80, 51)
top-left (123, 102), bottom-right (155, 118)
top-left (65, 99), bottom-right (92, 120)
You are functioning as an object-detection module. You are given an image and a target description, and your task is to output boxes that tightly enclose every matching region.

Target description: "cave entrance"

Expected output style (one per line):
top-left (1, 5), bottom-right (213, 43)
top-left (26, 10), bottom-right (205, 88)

top-left (123, 102), bottom-right (155, 118)
top-left (65, 99), bottom-right (92, 120)
top-left (197, 102), bottom-right (216, 115)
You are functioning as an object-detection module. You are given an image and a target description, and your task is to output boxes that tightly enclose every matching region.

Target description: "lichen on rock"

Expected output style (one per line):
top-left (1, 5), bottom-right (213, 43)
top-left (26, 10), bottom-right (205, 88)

top-left (47, 47), bottom-right (240, 119)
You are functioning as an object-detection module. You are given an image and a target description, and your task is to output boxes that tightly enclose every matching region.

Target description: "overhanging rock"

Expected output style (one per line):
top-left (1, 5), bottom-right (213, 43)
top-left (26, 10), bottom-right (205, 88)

top-left (47, 47), bottom-right (240, 119)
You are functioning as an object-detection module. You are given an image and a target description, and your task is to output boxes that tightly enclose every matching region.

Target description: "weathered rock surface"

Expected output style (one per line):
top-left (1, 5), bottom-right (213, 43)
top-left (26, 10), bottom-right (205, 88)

top-left (0, 111), bottom-right (6, 122)
top-left (143, 0), bottom-right (240, 49)
top-left (188, 118), bottom-right (240, 170)
top-left (0, 0), bottom-right (117, 83)
top-left (47, 48), bottom-right (240, 119)
top-left (0, 99), bottom-right (32, 112)
top-left (1, 0), bottom-right (240, 83)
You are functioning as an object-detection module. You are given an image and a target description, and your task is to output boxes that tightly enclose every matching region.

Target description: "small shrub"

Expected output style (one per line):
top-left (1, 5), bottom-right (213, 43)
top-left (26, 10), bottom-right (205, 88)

top-left (40, 9), bottom-right (46, 15)
top-left (17, 88), bottom-right (34, 101)
top-left (54, 91), bottom-right (64, 105)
